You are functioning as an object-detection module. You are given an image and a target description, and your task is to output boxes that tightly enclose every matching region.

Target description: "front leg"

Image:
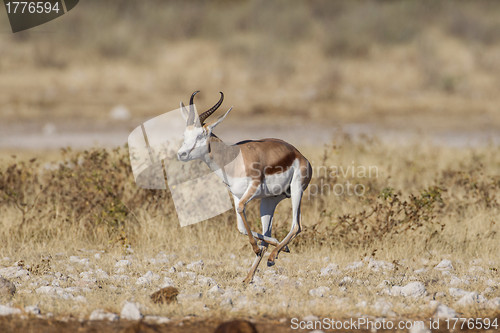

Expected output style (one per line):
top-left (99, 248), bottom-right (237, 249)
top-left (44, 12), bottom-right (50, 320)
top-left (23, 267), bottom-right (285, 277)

top-left (235, 180), bottom-right (261, 255)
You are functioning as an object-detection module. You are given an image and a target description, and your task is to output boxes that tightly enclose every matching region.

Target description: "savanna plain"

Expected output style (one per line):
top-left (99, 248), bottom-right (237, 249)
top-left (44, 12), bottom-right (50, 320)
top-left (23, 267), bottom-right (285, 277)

top-left (0, 1), bottom-right (499, 332)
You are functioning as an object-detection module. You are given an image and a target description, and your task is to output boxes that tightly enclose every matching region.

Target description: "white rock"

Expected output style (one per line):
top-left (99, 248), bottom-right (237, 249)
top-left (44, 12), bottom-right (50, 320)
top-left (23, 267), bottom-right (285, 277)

top-left (456, 292), bottom-right (487, 306)
top-left (89, 309), bottom-right (119, 321)
top-left (115, 260), bottom-right (131, 268)
top-left (110, 105), bottom-right (131, 120)
top-left (345, 261), bottom-right (363, 270)
top-left (0, 266), bottom-right (29, 280)
top-left (35, 286), bottom-right (55, 295)
top-left (448, 287), bottom-right (469, 298)
top-left (367, 259), bottom-right (394, 272)
top-left (0, 304), bottom-right (21, 316)
top-left (161, 277), bottom-right (174, 288)
top-left (208, 285), bottom-right (224, 295)
top-left (434, 303), bottom-right (457, 318)
top-left (95, 269), bottom-right (109, 279)
top-left (400, 282), bottom-right (426, 297)
top-left (75, 295), bottom-right (87, 303)
top-left (449, 275), bottom-right (462, 286)
top-left (177, 271), bottom-right (197, 281)
top-left (414, 268), bottom-right (427, 274)
top-left (144, 315), bottom-right (171, 324)
top-left (308, 286), bottom-right (330, 297)
top-left (177, 293), bottom-right (202, 302)
top-left (197, 275), bottom-right (216, 287)
top-left (120, 302), bottom-right (142, 320)
top-left (487, 297), bottom-right (500, 310)
top-left (320, 263), bottom-right (339, 276)
top-left (136, 271), bottom-right (160, 285)
top-left (485, 279), bottom-right (497, 287)
top-left (220, 297), bottom-right (233, 307)
top-left (24, 305), bottom-right (40, 315)
top-left (339, 276), bottom-right (353, 286)
top-left (435, 259), bottom-right (453, 271)
top-left (186, 260), bottom-right (204, 271)
top-left (372, 298), bottom-right (394, 316)
top-left (94, 253), bottom-right (101, 260)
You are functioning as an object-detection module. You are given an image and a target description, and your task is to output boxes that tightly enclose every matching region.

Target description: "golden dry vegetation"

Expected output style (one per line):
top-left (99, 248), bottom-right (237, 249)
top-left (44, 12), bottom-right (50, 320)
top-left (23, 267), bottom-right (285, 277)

top-left (0, 1), bottom-right (499, 331)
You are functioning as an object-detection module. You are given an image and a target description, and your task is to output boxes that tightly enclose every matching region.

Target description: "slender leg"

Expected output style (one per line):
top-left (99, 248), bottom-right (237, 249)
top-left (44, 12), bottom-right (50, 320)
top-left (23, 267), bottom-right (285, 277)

top-left (235, 181), bottom-right (261, 255)
top-left (242, 245), bottom-right (267, 284)
top-left (268, 176), bottom-right (304, 266)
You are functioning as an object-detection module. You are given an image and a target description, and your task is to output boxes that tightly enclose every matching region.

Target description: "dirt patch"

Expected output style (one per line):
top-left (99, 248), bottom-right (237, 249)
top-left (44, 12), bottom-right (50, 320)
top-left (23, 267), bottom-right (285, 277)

top-left (1, 316), bottom-right (499, 333)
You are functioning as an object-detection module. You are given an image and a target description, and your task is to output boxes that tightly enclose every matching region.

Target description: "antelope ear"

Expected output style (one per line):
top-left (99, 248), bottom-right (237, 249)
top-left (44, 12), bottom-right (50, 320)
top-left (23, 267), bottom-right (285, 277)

top-left (207, 107), bottom-right (232, 134)
top-left (180, 101), bottom-right (196, 125)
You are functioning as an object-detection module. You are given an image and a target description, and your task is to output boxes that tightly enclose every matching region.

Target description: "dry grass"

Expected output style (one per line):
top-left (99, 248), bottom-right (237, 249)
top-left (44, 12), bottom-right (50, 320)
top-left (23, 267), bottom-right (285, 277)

top-left (1, 1), bottom-right (500, 133)
top-left (0, 138), bottom-right (498, 321)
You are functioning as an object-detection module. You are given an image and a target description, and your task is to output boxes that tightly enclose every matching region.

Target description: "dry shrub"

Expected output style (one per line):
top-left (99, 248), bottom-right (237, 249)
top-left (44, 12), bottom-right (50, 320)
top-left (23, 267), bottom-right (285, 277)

top-left (0, 147), bottom-right (173, 243)
top-left (297, 186), bottom-right (445, 248)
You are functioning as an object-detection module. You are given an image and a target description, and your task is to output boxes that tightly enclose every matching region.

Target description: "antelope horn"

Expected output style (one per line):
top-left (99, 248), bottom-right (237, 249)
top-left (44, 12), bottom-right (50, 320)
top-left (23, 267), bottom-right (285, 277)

top-left (187, 91), bottom-right (200, 125)
top-left (199, 92), bottom-right (224, 124)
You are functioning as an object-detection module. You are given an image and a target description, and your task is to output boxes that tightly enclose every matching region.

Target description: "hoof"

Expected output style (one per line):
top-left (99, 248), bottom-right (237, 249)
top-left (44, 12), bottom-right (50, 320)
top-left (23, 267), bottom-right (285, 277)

top-left (283, 245), bottom-right (290, 253)
top-left (267, 260), bottom-right (275, 267)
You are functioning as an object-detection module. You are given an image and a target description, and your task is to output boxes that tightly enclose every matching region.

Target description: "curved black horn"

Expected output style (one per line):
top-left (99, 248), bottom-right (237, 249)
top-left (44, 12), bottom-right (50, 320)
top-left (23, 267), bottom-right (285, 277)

top-left (186, 91), bottom-right (199, 125)
top-left (189, 90), bottom-right (200, 107)
top-left (199, 92), bottom-right (224, 124)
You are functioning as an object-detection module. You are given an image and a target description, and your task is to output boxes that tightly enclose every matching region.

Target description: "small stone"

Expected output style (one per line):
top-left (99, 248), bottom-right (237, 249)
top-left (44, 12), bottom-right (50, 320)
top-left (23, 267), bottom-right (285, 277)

top-left (400, 282), bottom-right (426, 297)
top-left (487, 297), bottom-right (500, 310)
top-left (186, 260), bottom-right (204, 271)
top-left (89, 309), bottom-right (119, 321)
top-left (120, 302), bottom-right (142, 320)
top-left (434, 303), bottom-right (457, 318)
top-left (435, 259), bottom-right (454, 271)
top-left (136, 271), bottom-right (160, 285)
top-left (144, 315), bottom-right (171, 324)
top-left (308, 286), bottom-right (330, 297)
top-left (320, 263), bottom-right (339, 276)
top-left (456, 292), bottom-right (487, 306)
top-left (177, 292), bottom-right (202, 302)
top-left (0, 305), bottom-right (21, 316)
top-left (109, 105), bottom-right (131, 120)
top-left (115, 260), bottom-right (131, 268)
top-left (345, 261), bottom-right (363, 270)
top-left (208, 285), bottom-right (225, 295)
top-left (24, 305), bottom-right (41, 315)
top-left (339, 276), bottom-right (353, 286)
top-left (448, 287), bottom-right (469, 298)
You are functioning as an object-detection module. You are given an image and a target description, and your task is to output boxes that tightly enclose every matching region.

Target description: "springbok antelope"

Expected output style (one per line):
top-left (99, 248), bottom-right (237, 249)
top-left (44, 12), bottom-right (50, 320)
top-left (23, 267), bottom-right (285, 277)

top-left (177, 91), bottom-right (312, 283)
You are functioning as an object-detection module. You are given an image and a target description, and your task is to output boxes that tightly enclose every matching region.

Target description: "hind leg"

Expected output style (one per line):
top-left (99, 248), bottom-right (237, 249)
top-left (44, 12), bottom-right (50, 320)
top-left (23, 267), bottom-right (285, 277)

top-left (267, 175), bottom-right (304, 266)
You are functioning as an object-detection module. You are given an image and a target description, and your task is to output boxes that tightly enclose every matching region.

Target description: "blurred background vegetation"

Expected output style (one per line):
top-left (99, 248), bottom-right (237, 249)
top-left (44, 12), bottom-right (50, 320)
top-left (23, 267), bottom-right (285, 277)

top-left (0, 0), bottom-right (500, 133)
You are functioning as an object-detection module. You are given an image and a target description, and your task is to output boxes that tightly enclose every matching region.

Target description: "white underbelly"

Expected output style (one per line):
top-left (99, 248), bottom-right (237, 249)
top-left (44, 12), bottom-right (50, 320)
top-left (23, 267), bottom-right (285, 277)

top-left (219, 167), bottom-right (295, 199)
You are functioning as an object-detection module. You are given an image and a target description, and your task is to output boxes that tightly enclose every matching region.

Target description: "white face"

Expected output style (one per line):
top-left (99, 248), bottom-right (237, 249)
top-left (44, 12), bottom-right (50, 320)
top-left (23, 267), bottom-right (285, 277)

top-left (177, 125), bottom-right (210, 161)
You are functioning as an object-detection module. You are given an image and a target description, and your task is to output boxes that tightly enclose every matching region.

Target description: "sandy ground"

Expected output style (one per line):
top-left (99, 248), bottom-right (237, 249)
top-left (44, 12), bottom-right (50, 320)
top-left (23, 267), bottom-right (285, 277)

top-left (1, 121), bottom-right (500, 150)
